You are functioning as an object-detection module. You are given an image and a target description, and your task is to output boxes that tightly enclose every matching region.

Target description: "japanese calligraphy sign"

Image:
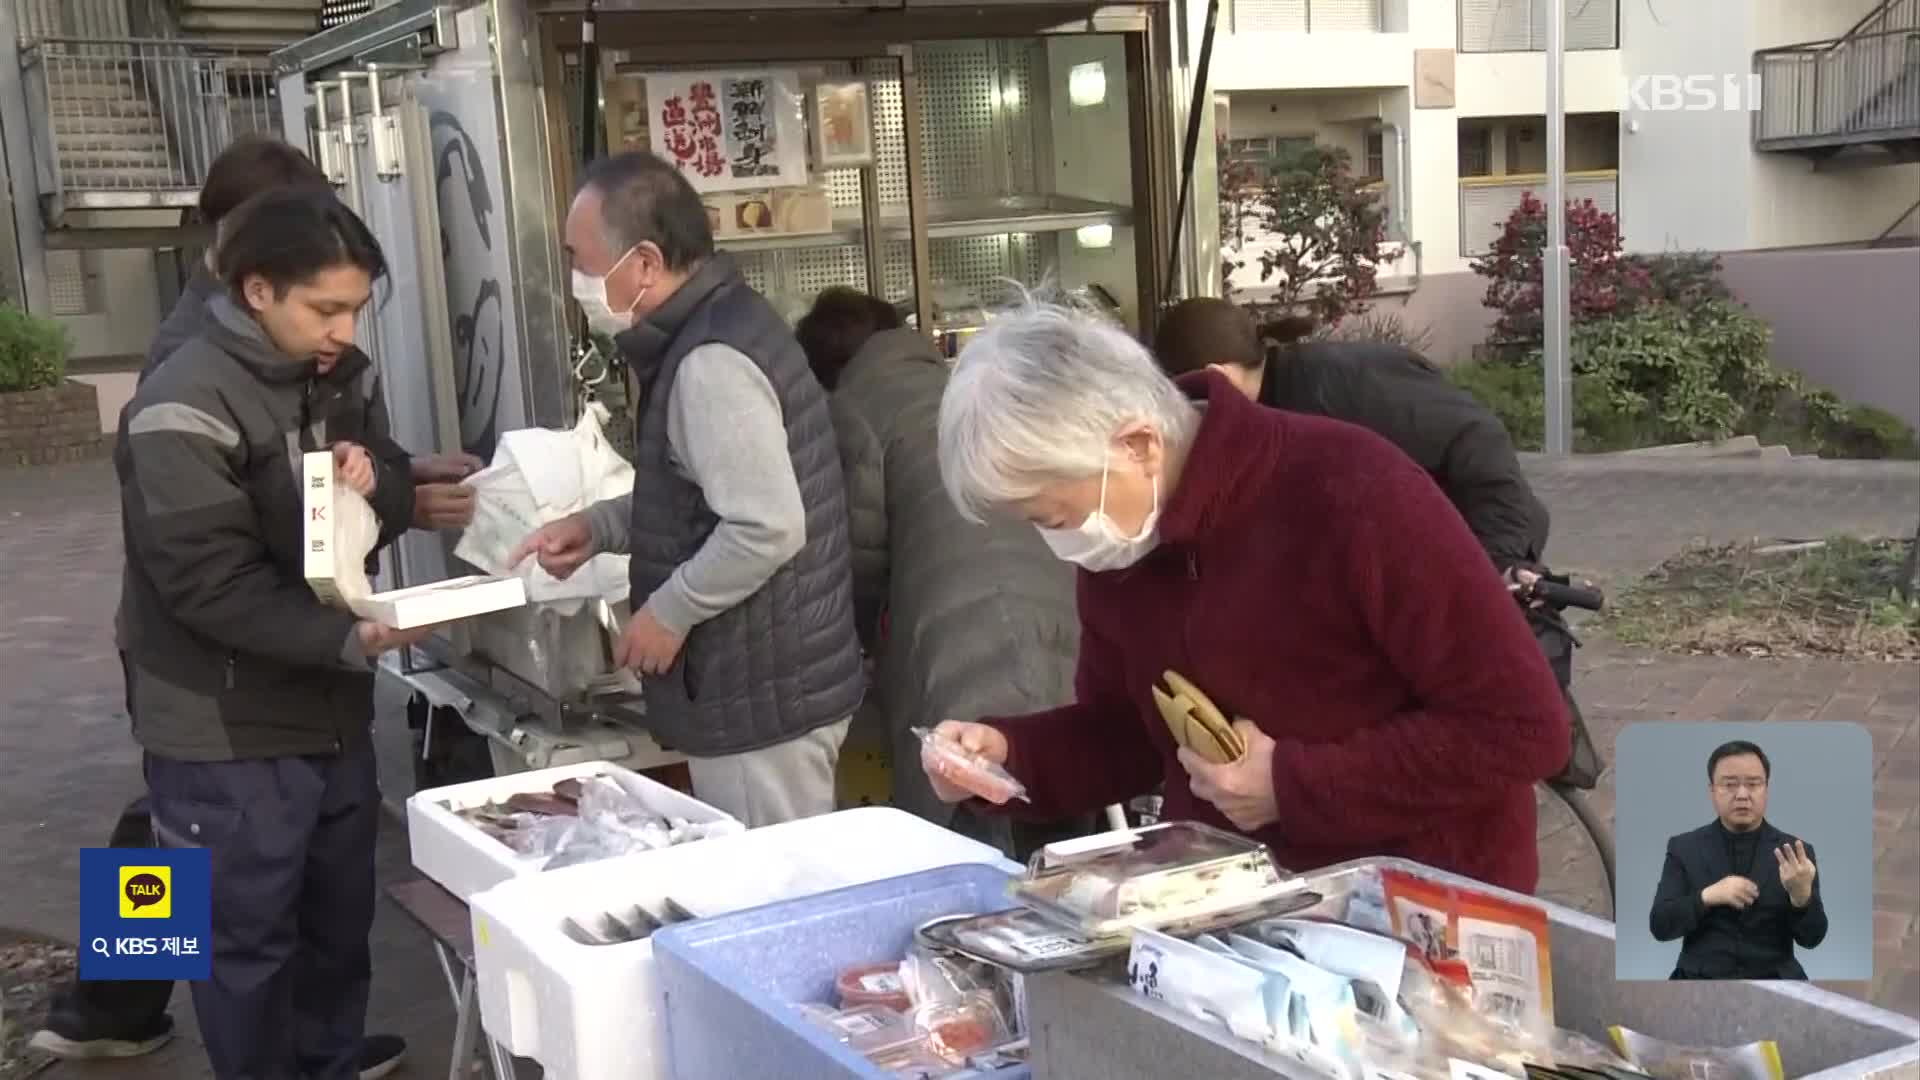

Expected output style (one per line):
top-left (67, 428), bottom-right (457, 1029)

top-left (645, 69), bottom-right (808, 193)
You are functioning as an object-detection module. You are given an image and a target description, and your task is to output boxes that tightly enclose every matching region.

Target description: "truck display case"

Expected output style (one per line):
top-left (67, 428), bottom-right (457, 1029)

top-left (269, 0), bottom-right (1217, 798)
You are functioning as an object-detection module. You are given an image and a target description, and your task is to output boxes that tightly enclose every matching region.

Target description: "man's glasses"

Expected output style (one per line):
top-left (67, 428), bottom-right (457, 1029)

top-left (1715, 779), bottom-right (1767, 794)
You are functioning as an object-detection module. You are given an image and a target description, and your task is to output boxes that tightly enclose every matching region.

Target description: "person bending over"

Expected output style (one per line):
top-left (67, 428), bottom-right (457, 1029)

top-left (1153, 298), bottom-right (1548, 574)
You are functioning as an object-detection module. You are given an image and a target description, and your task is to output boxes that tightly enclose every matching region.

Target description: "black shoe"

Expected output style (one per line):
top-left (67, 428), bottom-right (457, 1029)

top-left (27, 1009), bottom-right (174, 1059)
top-left (359, 1033), bottom-right (407, 1080)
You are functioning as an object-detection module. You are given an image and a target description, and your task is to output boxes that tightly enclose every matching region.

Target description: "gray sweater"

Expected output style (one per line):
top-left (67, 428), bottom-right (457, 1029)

top-left (583, 342), bottom-right (805, 636)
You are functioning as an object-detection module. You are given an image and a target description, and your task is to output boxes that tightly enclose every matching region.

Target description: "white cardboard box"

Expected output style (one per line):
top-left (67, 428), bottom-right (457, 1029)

top-left (468, 807), bottom-right (1019, 1080)
top-left (406, 761), bottom-right (740, 903)
top-left (302, 450), bottom-right (528, 628)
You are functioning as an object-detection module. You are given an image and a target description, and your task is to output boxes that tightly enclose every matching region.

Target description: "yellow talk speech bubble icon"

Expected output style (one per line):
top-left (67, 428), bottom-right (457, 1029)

top-left (119, 865), bottom-right (171, 919)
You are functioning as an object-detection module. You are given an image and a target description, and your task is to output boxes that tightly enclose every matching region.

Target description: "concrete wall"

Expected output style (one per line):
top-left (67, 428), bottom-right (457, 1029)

top-left (1616, 0), bottom-right (1756, 251)
top-left (1454, 50), bottom-right (1623, 116)
top-left (1719, 246), bottom-right (1920, 428)
top-left (1618, 0), bottom-right (1919, 253)
top-left (1370, 269), bottom-right (1493, 364)
top-left (69, 372), bottom-right (136, 433)
top-left (54, 248), bottom-right (165, 360)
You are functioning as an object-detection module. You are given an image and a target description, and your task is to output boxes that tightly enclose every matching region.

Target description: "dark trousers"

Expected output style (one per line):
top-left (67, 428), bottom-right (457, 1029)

top-left (146, 740), bottom-right (380, 1080)
top-left (56, 653), bottom-right (177, 1031)
top-left (56, 795), bottom-right (177, 1029)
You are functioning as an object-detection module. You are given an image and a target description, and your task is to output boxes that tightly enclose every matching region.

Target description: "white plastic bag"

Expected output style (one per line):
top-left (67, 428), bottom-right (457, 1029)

top-left (455, 403), bottom-right (634, 614)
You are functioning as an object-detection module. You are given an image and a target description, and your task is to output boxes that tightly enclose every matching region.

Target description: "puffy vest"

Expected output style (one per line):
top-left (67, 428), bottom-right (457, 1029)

top-left (613, 254), bottom-right (865, 756)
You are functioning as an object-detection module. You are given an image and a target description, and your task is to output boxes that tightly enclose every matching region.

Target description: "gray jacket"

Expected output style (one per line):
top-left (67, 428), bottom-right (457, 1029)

top-left (608, 255), bottom-right (865, 757)
top-left (115, 296), bottom-right (416, 761)
top-left (830, 330), bottom-right (1079, 824)
top-left (141, 266), bottom-right (221, 384)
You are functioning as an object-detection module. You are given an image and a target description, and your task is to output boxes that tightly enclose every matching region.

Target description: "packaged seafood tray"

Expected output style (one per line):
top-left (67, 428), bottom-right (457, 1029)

top-left (467, 807), bottom-right (1019, 1080)
top-left (407, 760), bottom-right (741, 902)
top-left (1009, 822), bottom-right (1308, 941)
top-left (1024, 857), bottom-right (1920, 1080)
top-left (651, 862), bottom-right (1031, 1080)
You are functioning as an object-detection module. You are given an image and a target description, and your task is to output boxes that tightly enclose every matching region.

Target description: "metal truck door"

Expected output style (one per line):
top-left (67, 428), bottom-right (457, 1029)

top-left (326, 67), bottom-right (464, 595)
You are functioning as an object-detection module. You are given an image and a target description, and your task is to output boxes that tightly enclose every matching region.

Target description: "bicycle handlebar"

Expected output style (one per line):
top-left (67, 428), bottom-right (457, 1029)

top-left (1534, 579), bottom-right (1604, 612)
top-left (1513, 568), bottom-right (1605, 613)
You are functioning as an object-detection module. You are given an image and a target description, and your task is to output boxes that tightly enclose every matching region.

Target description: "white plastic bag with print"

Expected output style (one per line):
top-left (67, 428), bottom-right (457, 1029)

top-left (454, 402), bottom-right (633, 615)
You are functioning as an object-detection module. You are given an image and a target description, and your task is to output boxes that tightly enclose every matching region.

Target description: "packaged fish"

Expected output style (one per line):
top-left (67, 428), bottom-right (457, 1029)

top-left (1380, 867), bottom-right (1555, 1052)
top-left (795, 1002), bottom-right (919, 1058)
top-left (897, 947), bottom-right (987, 1008)
top-left (838, 961), bottom-right (914, 1011)
top-left (1009, 822), bottom-right (1310, 940)
top-left (915, 909), bottom-right (1118, 975)
top-left (912, 991), bottom-right (1011, 1065)
top-left (913, 727), bottom-right (1029, 805)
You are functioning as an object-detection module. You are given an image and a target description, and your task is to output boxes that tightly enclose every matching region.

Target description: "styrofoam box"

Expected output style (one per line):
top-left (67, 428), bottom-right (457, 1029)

top-left (652, 862), bottom-right (1029, 1080)
top-left (407, 760), bottom-right (740, 903)
top-left (467, 807), bottom-right (1019, 1080)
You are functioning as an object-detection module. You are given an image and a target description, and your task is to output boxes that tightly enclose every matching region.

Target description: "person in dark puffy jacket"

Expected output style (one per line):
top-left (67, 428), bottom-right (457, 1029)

top-left (1153, 298), bottom-right (1549, 574)
top-left (797, 288), bottom-right (1093, 856)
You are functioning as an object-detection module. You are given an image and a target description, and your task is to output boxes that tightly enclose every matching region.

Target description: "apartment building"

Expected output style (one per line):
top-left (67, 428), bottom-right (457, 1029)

top-left (1212, 0), bottom-right (1920, 339)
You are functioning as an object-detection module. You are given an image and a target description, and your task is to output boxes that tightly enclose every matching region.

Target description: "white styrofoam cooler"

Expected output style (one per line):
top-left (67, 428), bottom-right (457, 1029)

top-left (466, 806), bottom-right (1021, 1080)
top-left (406, 760), bottom-right (741, 902)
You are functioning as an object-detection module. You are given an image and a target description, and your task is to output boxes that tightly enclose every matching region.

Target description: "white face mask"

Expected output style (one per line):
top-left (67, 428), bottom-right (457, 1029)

top-left (1038, 457), bottom-right (1161, 572)
top-left (571, 246), bottom-right (645, 336)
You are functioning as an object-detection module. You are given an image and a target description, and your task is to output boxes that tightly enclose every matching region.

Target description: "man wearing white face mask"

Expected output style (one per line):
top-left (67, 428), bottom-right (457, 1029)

top-left (509, 152), bottom-right (864, 827)
top-left (925, 300), bottom-right (1572, 894)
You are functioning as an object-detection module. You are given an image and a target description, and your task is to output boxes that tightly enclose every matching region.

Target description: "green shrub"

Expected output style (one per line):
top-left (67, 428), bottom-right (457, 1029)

top-left (1623, 251), bottom-right (1733, 309)
top-left (0, 303), bottom-right (69, 393)
top-left (1445, 359), bottom-right (1649, 452)
top-left (1813, 403), bottom-right (1920, 460)
top-left (1536, 298), bottom-right (1798, 443)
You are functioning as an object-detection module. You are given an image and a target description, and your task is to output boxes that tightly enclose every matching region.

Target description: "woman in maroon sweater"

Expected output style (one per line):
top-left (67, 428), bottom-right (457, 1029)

top-left (930, 302), bottom-right (1570, 892)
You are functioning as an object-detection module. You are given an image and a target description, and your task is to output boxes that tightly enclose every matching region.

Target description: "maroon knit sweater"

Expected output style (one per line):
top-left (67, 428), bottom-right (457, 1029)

top-left (983, 370), bottom-right (1570, 893)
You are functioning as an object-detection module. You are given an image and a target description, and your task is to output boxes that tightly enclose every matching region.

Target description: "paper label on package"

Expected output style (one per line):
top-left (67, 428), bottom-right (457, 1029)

top-left (858, 972), bottom-right (904, 995)
top-left (303, 451), bottom-right (343, 606)
top-left (833, 1012), bottom-right (885, 1036)
top-left (1456, 915), bottom-right (1545, 1034)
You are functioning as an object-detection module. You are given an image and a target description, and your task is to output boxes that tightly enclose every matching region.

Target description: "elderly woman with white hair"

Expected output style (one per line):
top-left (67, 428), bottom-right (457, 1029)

top-left (925, 301), bottom-right (1571, 892)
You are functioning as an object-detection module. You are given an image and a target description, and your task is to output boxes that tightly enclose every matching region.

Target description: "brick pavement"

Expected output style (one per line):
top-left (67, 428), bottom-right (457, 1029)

top-left (0, 455), bottom-right (1915, 1079)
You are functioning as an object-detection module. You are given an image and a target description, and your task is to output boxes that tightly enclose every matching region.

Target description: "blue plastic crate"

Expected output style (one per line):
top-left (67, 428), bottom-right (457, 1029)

top-left (652, 863), bottom-right (1028, 1080)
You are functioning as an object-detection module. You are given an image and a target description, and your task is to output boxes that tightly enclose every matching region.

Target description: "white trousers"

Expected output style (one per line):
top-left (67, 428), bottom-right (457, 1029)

top-left (685, 717), bottom-right (852, 829)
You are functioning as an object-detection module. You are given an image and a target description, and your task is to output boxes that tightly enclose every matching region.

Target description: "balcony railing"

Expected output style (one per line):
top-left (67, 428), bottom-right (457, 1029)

top-left (1458, 170), bottom-right (1619, 257)
top-left (19, 36), bottom-right (283, 215)
top-left (1458, 0), bottom-right (1618, 54)
top-left (1228, 0), bottom-right (1384, 35)
top-left (1754, 25), bottom-right (1920, 149)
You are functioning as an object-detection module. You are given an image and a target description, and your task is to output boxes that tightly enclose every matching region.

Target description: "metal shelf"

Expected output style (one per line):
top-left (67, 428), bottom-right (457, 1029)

top-left (716, 194), bottom-right (1133, 254)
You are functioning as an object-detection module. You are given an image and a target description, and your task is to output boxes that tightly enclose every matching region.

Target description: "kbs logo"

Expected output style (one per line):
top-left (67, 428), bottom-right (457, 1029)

top-left (1622, 74), bottom-right (1764, 113)
top-left (119, 865), bottom-right (171, 919)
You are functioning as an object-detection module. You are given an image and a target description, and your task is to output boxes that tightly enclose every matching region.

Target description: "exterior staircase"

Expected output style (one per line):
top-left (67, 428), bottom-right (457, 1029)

top-left (12, 0), bottom-right (297, 223)
top-left (47, 70), bottom-right (180, 195)
top-left (1754, 0), bottom-right (1920, 170)
top-left (174, 0), bottom-right (322, 47)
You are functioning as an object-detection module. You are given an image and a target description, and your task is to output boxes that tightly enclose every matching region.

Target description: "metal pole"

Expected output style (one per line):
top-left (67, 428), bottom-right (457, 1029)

top-left (1543, 0), bottom-right (1572, 456)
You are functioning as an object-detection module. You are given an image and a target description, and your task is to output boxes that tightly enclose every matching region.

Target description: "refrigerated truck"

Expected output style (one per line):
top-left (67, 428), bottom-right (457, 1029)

top-left (269, 0), bottom-right (1223, 800)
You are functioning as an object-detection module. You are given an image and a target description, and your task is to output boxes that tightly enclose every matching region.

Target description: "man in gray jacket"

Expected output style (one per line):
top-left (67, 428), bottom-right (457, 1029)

top-left (512, 153), bottom-right (863, 827)
top-left (117, 189), bottom-right (426, 1079)
top-left (795, 288), bottom-right (1088, 855)
top-left (35, 138), bottom-right (424, 1077)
